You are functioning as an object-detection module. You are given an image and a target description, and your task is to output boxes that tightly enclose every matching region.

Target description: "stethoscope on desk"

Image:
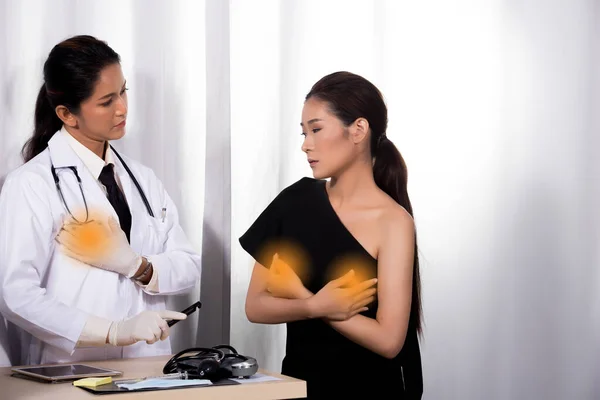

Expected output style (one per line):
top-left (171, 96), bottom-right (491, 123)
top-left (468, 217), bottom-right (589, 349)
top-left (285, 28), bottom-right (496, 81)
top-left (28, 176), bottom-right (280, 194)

top-left (50, 145), bottom-right (154, 223)
top-left (162, 345), bottom-right (259, 380)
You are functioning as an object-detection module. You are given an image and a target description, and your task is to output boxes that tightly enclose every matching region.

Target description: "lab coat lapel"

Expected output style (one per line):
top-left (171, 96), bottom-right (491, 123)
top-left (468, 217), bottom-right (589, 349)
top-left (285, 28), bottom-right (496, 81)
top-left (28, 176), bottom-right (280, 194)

top-left (47, 133), bottom-right (118, 223)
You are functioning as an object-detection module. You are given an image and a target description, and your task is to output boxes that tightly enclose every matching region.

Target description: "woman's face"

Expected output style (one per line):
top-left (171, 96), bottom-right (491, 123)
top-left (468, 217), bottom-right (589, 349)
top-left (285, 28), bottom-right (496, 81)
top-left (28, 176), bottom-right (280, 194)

top-left (301, 97), bottom-right (357, 180)
top-left (73, 63), bottom-right (128, 142)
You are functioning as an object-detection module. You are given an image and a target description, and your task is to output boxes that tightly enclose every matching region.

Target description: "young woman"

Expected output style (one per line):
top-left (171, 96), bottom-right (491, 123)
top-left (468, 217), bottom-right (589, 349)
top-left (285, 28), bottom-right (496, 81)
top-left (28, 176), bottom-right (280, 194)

top-left (241, 72), bottom-right (423, 398)
top-left (0, 35), bottom-right (201, 366)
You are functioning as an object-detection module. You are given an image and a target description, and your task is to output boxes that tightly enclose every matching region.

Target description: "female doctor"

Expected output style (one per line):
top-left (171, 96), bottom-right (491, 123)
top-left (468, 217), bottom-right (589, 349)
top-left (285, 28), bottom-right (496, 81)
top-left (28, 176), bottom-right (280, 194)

top-left (0, 35), bottom-right (202, 366)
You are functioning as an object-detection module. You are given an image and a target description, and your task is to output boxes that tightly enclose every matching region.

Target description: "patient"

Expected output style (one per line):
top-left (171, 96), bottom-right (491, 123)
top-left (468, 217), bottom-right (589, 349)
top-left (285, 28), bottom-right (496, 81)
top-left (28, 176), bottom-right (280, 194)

top-left (240, 71), bottom-right (423, 398)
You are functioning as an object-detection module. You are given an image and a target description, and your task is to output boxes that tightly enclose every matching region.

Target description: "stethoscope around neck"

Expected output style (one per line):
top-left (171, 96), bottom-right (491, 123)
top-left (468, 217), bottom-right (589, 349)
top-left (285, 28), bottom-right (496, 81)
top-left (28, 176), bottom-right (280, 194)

top-left (50, 144), bottom-right (154, 223)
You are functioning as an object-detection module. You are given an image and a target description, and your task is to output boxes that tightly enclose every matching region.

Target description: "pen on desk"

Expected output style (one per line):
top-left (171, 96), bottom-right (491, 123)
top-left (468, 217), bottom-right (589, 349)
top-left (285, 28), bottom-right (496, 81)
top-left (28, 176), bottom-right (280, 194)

top-left (148, 371), bottom-right (188, 380)
top-left (161, 207), bottom-right (166, 222)
top-left (115, 371), bottom-right (188, 384)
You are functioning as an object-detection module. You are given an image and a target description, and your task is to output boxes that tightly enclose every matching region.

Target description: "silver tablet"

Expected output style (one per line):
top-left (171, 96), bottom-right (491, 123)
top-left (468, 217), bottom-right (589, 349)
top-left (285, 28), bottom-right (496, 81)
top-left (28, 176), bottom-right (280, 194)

top-left (11, 364), bottom-right (122, 382)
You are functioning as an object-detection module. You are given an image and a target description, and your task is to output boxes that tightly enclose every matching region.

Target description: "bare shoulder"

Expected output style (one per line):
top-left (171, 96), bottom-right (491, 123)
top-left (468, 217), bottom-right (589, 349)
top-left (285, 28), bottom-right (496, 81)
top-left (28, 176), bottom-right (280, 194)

top-left (373, 191), bottom-right (415, 267)
top-left (377, 193), bottom-right (415, 238)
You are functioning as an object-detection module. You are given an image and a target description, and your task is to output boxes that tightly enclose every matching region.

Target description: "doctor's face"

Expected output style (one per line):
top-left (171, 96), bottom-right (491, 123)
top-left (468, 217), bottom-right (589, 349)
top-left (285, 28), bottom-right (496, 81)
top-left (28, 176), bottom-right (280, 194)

top-left (74, 63), bottom-right (128, 141)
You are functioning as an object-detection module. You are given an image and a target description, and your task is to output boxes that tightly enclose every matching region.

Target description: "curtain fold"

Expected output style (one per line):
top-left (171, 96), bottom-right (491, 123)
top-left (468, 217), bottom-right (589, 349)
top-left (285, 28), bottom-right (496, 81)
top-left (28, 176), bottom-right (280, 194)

top-left (1, 1), bottom-right (599, 398)
top-left (228, 1), bottom-right (600, 399)
top-left (0, 0), bottom-right (207, 358)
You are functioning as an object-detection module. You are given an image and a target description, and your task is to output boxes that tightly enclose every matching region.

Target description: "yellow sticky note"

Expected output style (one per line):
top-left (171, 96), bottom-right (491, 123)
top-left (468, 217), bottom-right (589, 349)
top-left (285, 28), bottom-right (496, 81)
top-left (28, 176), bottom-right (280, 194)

top-left (73, 377), bottom-right (113, 387)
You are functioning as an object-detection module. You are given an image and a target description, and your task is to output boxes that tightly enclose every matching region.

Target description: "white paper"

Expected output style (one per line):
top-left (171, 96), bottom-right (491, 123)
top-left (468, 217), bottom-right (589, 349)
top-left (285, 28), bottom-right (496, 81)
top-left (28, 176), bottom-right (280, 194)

top-left (116, 378), bottom-right (213, 390)
top-left (230, 373), bottom-right (283, 384)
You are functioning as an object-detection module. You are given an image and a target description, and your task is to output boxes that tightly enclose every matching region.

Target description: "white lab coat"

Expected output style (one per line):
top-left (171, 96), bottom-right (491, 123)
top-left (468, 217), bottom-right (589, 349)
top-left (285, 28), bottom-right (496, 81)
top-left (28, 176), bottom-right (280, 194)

top-left (0, 133), bottom-right (202, 366)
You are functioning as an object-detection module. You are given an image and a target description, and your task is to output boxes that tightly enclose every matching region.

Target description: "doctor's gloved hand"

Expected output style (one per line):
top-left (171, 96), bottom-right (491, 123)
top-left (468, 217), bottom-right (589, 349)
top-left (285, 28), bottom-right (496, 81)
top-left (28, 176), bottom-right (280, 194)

top-left (108, 310), bottom-right (187, 346)
top-left (56, 216), bottom-right (142, 277)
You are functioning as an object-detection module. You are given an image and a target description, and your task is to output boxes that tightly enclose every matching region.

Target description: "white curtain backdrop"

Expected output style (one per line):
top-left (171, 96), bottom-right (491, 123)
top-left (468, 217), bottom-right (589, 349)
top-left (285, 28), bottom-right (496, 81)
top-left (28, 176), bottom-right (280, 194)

top-left (229, 1), bottom-right (600, 399)
top-left (1, 0), bottom-right (599, 399)
top-left (0, 0), bottom-right (207, 361)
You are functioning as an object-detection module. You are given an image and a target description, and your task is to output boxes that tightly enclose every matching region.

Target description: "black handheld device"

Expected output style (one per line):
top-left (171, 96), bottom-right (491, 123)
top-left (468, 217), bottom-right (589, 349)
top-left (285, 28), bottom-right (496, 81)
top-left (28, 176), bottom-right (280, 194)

top-left (168, 301), bottom-right (202, 327)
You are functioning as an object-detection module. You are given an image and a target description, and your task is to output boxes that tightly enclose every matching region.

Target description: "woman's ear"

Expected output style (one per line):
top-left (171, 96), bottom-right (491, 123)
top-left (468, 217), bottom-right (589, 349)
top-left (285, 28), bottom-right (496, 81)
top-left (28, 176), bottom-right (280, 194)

top-left (350, 117), bottom-right (370, 144)
top-left (55, 106), bottom-right (78, 128)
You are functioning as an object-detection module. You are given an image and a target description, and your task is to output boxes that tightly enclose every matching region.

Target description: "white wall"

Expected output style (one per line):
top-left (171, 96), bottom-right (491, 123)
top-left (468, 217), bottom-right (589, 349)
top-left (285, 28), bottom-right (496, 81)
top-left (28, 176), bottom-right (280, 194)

top-left (229, 1), bottom-right (600, 399)
top-left (1, 0), bottom-right (598, 398)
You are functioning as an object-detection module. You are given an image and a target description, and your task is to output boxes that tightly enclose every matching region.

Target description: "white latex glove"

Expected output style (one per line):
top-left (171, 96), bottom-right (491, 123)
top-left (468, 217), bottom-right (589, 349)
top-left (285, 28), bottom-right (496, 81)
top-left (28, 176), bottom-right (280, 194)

top-left (56, 216), bottom-right (142, 277)
top-left (108, 310), bottom-right (187, 346)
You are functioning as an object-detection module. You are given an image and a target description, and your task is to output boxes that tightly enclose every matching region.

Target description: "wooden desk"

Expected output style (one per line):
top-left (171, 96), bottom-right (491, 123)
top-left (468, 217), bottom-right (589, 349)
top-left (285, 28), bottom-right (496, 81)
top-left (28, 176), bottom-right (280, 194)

top-left (0, 355), bottom-right (306, 400)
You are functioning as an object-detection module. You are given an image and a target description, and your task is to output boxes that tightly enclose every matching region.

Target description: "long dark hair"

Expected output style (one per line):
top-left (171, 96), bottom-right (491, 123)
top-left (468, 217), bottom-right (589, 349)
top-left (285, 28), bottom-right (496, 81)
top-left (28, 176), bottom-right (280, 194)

top-left (21, 35), bottom-right (120, 162)
top-left (306, 71), bottom-right (422, 334)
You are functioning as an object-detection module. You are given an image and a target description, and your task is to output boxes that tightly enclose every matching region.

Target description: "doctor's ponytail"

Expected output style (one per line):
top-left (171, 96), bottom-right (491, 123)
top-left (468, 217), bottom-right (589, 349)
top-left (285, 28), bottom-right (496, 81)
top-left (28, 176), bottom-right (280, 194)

top-left (22, 84), bottom-right (63, 163)
top-left (21, 35), bottom-right (120, 162)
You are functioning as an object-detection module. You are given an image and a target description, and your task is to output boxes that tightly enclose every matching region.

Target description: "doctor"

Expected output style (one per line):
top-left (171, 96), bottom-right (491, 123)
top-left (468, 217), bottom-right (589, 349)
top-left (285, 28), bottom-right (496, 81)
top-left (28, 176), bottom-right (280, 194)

top-left (0, 35), bottom-right (202, 366)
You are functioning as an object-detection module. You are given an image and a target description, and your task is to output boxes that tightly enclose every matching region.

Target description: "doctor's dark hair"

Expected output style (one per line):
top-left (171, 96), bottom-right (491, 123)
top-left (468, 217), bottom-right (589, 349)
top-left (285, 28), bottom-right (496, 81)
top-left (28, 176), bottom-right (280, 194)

top-left (305, 71), bottom-right (422, 335)
top-left (21, 35), bottom-right (120, 162)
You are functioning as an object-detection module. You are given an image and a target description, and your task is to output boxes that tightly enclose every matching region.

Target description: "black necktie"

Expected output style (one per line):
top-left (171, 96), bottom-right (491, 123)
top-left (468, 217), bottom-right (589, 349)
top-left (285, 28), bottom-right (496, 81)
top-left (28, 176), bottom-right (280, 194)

top-left (98, 164), bottom-right (132, 243)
